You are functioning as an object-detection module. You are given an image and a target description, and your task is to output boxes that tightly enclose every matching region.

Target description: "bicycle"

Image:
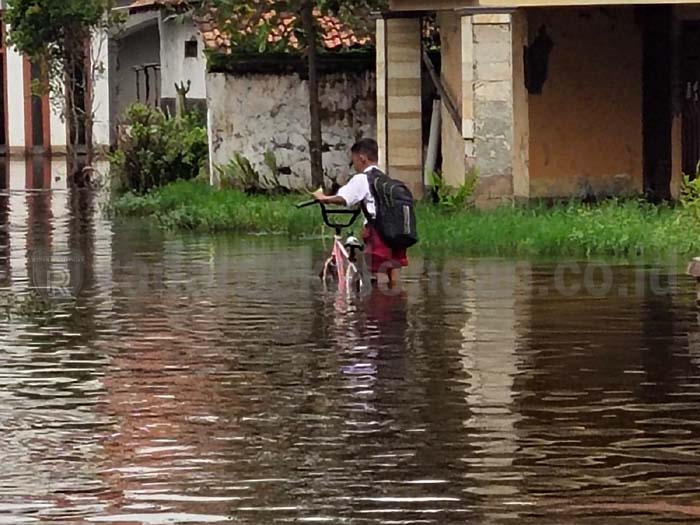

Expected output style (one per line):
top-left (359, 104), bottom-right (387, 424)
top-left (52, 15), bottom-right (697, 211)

top-left (297, 199), bottom-right (365, 294)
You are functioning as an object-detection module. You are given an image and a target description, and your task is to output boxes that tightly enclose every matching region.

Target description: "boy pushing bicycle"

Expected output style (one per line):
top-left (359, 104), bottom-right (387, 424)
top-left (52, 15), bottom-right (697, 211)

top-left (313, 139), bottom-right (418, 288)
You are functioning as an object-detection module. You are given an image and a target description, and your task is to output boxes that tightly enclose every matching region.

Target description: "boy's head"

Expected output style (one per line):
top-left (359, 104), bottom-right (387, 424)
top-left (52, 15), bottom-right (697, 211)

top-left (350, 138), bottom-right (379, 173)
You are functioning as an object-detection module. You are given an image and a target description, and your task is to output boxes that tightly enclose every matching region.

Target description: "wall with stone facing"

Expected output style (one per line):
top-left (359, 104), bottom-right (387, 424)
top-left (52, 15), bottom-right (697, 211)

top-left (207, 70), bottom-right (376, 189)
top-left (470, 13), bottom-right (527, 206)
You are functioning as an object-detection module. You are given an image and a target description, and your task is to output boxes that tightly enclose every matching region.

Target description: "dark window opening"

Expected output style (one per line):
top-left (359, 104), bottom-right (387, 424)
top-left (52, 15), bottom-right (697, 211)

top-left (185, 40), bottom-right (198, 58)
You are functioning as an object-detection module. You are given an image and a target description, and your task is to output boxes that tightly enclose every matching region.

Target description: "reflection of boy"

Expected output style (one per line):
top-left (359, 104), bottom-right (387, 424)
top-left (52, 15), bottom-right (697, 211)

top-left (313, 139), bottom-right (409, 287)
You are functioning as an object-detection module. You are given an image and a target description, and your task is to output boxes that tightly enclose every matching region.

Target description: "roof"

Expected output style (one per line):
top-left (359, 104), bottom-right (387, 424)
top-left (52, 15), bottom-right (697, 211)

top-left (129, 0), bottom-right (193, 13)
top-left (197, 9), bottom-right (371, 53)
top-left (128, 0), bottom-right (371, 52)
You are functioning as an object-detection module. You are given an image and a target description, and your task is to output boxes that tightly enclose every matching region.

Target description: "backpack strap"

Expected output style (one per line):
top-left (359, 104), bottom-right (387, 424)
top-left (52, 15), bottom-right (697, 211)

top-left (361, 168), bottom-right (381, 224)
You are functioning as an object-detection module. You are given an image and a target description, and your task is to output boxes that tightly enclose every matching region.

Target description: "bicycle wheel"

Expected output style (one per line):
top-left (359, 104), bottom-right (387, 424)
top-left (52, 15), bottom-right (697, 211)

top-left (346, 263), bottom-right (363, 294)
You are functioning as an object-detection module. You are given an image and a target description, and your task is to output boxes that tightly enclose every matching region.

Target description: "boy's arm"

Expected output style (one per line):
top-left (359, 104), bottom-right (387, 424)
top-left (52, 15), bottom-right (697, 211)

top-left (312, 190), bottom-right (347, 206)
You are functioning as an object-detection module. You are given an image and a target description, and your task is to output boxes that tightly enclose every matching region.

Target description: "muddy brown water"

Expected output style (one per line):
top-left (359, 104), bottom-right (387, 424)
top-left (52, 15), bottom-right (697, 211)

top-left (2, 176), bottom-right (700, 524)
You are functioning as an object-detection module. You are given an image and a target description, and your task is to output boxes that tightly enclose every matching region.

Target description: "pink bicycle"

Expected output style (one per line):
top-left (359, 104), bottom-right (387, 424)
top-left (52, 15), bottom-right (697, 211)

top-left (297, 199), bottom-right (365, 294)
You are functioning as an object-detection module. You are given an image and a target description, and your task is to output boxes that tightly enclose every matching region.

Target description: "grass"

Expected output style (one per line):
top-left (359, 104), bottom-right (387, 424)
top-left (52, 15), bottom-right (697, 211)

top-left (110, 180), bottom-right (700, 259)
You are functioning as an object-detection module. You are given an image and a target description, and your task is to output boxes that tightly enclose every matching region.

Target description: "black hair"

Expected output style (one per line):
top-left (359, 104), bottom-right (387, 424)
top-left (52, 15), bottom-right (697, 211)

top-left (350, 138), bottom-right (379, 162)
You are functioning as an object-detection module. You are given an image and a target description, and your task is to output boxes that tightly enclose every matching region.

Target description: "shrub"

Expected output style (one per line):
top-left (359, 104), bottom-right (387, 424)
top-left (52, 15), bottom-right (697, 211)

top-left (111, 103), bottom-right (208, 194)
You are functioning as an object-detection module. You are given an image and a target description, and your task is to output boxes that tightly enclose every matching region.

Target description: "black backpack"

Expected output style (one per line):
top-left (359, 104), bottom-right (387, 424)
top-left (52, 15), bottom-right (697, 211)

top-left (363, 168), bottom-right (418, 249)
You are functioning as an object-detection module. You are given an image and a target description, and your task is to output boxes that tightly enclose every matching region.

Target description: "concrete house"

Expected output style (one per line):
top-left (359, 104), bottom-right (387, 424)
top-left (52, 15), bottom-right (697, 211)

top-left (0, 0), bottom-right (112, 158)
top-left (378, 0), bottom-right (700, 205)
top-left (112, 0), bottom-right (208, 120)
top-left (120, 0), bottom-right (378, 189)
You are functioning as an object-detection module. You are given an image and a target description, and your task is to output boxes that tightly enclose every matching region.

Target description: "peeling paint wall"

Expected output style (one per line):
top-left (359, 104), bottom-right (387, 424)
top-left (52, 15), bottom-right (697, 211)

top-left (159, 13), bottom-right (207, 104)
top-left (207, 71), bottom-right (377, 189)
top-left (528, 7), bottom-right (643, 198)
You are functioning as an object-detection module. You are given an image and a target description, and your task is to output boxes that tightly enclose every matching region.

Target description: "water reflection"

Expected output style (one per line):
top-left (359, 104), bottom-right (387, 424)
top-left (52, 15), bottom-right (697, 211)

top-left (1, 161), bottom-right (700, 523)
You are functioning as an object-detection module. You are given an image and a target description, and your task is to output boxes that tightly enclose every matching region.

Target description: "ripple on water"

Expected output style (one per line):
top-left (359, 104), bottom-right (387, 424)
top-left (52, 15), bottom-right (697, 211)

top-left (2, 190), bottom-right (700, 523)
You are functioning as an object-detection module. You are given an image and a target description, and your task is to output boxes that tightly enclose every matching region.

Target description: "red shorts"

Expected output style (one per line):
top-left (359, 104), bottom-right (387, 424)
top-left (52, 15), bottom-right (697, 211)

top-left (362, 224), bottom-right (409, 274)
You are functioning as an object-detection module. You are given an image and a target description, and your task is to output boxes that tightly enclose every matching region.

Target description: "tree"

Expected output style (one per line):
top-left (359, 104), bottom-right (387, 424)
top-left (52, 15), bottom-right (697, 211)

top-left (206, 0), bottom-right (385, 189)
top-left (6, 0), bottom-right (121, 168)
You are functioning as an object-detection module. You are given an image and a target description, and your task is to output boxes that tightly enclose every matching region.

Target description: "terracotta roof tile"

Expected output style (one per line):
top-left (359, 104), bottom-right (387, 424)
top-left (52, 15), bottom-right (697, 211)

top-left (195, 8), bottom-right (371, 53)
top-left (129, 0), bottom-right (192, 13)
top-left (129, 0), bottom-right (371, 52)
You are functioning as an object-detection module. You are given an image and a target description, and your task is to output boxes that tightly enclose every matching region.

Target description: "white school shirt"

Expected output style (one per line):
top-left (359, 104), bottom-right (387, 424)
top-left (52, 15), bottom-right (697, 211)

top-left (337, 165), bottom-right (377, 220)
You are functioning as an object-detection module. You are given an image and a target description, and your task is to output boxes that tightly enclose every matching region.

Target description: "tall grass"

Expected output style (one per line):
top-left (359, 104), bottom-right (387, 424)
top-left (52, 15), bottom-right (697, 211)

top-left (111, 181), bottom-right (700, 258)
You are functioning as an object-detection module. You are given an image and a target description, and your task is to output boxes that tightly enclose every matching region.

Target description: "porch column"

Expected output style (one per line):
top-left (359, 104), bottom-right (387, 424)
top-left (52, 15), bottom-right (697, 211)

top-left (437, 11), bottom-right (466, 187)
top-left (377, 16), bottom-right (423, 197)
top-left (470, 10), bottom-right (529, 207)
top-left (6, 37), bottom-right (26, 155)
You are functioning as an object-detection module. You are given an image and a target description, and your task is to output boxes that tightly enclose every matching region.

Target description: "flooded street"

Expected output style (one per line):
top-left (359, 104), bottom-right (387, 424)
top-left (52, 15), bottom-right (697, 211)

top-left (3, 163), bottom-right (700, 523)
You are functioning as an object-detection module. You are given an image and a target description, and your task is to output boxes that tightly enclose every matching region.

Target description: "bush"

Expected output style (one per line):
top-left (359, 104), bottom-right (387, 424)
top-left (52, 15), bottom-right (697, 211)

top-left (428, 169), bottom-right (479, 209)
top-left (215, 151), bottom-right (289, 195)
top-left (111, 103), bottom-right (208, 194)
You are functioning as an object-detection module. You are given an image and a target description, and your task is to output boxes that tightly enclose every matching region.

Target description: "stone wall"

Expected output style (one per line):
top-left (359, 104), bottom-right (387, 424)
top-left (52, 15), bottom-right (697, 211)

top-left (207, 70), bottom-right (376, 189)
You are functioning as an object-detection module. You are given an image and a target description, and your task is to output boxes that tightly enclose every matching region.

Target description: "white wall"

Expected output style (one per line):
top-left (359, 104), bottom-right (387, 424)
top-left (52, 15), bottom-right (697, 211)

top-left (49, 85), bottom-right (67, 152)
top-left (91, 26), bottom-right (112, 147)
top-left (6, 31), bottom-right (25, 150)
top-left (4, 23), bottom-right (111, 151)
top-left (159, 12), bottom-right (207, 101)
top-left (207, 70), bottom-right (377, 189)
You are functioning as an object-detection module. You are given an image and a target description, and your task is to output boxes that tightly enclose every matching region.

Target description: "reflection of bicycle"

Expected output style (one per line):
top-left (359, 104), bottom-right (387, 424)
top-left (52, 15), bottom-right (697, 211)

top-left (297, 199), bottom-right (365, 294)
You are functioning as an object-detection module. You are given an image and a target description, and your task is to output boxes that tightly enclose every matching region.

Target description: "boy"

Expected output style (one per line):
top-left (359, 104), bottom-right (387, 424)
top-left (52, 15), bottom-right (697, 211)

top-left (312, 138), bottom-right (409, 287)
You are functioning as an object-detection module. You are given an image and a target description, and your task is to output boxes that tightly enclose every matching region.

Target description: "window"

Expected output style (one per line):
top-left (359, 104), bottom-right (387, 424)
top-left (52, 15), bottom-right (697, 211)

top-left (185, 40), bottom-right (198, 58)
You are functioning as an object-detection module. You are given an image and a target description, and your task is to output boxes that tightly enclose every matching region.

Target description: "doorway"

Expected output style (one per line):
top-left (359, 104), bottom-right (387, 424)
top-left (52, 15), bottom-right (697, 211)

top-left (641, 5), bottom-right (673, 201)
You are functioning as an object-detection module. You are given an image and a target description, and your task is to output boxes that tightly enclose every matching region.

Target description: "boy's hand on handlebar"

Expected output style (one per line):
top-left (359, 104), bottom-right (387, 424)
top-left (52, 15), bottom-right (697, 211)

top-left (311, 188), bottom-right (326, 201)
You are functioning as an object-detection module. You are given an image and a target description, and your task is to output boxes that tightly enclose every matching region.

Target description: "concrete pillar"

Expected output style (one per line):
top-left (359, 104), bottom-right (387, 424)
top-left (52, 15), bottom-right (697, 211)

top-left (49, 84), bottom-right (67, 155)
top-left (382, 17), bottom-right (423, 197)
top-left (376, 18), bottom-right (387, 171)
top-left (438, 11), bottom-right (466, 187)
top-left (91, 27), bottom-right (112, 149)
top-left (6, 37), bottom-right (26, 154)
top-left (469, 11), bottom-right (529, 207)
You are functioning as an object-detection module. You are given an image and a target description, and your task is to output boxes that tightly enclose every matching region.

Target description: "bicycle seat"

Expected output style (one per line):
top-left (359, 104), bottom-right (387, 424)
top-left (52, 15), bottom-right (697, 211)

top-left (345, 236), bottom-right (363, 249)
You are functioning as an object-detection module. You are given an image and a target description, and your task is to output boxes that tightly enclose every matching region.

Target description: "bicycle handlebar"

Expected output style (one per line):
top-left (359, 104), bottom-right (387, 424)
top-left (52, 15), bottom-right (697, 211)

top-left (295, 199), bottom-right (362, 233)
top-left (296, 199), bottom-right (318, 209)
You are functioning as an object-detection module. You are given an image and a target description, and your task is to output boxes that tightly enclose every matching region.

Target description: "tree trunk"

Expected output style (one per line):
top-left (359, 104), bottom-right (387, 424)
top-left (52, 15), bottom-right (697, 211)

top-left (64, 57), bottom-right (79, 176)
top-left (301, 1), bottom-right (324, 189)
top-left (84, 44), bottom-right (94, 167)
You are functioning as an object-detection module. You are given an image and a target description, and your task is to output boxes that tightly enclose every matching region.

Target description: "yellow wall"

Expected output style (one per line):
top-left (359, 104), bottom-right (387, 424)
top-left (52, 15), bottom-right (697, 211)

top-left (528, 7), bottom-right (643, 197)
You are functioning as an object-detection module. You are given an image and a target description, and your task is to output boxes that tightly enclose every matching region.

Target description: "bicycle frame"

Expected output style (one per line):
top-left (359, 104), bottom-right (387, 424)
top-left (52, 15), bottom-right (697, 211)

top-left (297, 199), bottom-right (364, 294)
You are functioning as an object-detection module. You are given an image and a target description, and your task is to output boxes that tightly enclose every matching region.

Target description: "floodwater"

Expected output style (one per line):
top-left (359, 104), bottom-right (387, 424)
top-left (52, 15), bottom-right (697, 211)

top-left (3, 159), bottom-right (700, 524)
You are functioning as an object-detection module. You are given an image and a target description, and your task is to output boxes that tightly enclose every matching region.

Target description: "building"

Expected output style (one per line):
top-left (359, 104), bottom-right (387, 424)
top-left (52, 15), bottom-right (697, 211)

top-left (0, 0), bottom-right (112, 157)
top-left (378, 0), bottom-right (700, 205)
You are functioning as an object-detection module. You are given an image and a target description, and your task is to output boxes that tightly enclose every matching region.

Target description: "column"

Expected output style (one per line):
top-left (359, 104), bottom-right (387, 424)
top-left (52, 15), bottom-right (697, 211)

top-left (384, 17), bottom-right (423, 198)
top-left (376, 18), bottom-right (387, 171)
top-left (438, 11), bottom-right (467, 187)
top-left (92, 26), bottom-right (112, 149)
top-left (6, 38), bottom-right (25, 154)
top-left (49, 83), bottom-right (67, 155)
top-left (470, 11), bottom-right (530, 207)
